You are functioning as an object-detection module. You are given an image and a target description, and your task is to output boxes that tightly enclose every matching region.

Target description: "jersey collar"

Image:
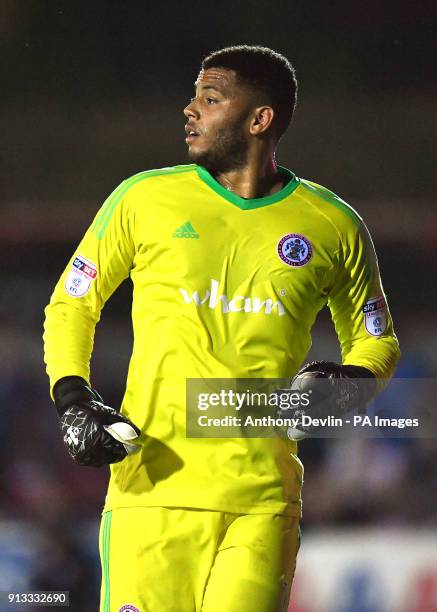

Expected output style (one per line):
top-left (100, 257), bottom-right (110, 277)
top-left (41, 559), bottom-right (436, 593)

top-left (196, 165), bottom-right (300, 210)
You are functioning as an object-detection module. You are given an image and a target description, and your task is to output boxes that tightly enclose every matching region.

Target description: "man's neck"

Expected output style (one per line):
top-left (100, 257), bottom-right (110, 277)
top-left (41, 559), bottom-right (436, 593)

top-left (213, 157), bottom-right (285, 200)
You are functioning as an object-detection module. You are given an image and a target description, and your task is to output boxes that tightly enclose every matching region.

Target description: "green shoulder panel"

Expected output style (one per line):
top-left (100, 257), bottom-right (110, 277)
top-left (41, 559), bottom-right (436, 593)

top-left (91, 164), bottom-right (196, 239)
top-left (298, 178), bottom-right (362, 228)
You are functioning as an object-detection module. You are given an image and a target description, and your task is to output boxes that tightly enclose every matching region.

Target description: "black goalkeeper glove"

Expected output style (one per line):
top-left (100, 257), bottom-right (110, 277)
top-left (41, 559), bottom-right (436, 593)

top-left (275, 360), bottom-right (376, 440)
top-left (53, 376), bottom-right (141, 467)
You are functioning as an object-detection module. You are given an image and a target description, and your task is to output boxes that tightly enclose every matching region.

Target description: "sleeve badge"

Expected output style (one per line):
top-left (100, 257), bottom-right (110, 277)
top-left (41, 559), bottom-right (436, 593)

top-left (65, 255), bottom-right (97, 297)
top-left (363, 296), bottom-right (387, 336)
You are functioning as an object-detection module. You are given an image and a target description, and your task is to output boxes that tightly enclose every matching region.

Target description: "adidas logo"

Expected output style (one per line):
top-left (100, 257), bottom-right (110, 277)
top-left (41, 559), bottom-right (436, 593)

top-left (173, 221), bottom-right (200, 239)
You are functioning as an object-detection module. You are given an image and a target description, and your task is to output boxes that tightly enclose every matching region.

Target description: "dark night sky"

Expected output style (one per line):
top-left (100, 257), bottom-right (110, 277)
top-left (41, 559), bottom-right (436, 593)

top-left (1, 1), bottom-right (436, 206)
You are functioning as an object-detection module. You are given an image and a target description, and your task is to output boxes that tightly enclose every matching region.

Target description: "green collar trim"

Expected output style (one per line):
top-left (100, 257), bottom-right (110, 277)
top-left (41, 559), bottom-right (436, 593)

top-left (196, 165), bottom-right (300, 210)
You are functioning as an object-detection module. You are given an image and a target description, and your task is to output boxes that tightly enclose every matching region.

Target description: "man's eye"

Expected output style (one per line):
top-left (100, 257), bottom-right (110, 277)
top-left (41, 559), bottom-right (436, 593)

top-left (206, 98), bottom-right (217, 104)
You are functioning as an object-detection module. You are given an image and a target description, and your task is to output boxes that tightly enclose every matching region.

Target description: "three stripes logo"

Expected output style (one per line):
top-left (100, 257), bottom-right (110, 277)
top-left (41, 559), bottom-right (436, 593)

top-left (173, 221), bottom-right (200, 239)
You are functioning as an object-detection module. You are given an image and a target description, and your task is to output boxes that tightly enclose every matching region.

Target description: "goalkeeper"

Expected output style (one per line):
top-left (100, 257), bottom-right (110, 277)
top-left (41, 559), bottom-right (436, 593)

top-left (43, 45), bottom-right (400, 612)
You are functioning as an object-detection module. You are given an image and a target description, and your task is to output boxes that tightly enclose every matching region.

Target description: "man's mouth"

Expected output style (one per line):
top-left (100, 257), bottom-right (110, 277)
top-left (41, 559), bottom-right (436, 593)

top-left (185, 125), bottom-right (200, 143)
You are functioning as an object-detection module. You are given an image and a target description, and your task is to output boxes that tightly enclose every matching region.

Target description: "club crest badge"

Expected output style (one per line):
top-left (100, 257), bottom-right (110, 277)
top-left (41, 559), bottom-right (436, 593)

top-left (65, 254), bottom-right (97, 297)
top-left (277, 233), bottom-right (312, 267)
top-left (363, 296), bottom-right (387, 336)
top-left (119, 606), bottom-right (140, 612)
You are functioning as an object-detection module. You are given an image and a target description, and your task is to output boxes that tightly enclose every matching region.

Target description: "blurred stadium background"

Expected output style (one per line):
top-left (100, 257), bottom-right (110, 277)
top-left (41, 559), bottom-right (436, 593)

top-left (1, 1), bottom-right (436, 611)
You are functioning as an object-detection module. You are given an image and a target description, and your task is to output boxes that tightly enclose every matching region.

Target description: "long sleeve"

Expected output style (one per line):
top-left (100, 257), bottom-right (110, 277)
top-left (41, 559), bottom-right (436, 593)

top-left (327, 219), bottom-right (400, 389)
top-left (43, 181), bottom-right (135, 393)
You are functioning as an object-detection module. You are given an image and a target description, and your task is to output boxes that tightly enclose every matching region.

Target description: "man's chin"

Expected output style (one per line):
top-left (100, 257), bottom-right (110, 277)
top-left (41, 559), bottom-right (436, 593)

top-left (187, 147), bottom-right (223, 172)
top-left (187, 147), bottom-right (208, 166)
top-left (187, 144), bottom-right (247, 174)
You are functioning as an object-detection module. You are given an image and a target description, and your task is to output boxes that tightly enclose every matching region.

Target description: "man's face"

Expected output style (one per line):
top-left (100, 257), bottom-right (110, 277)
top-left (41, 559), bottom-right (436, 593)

top-left (183, 68), bottom-right (254, 172)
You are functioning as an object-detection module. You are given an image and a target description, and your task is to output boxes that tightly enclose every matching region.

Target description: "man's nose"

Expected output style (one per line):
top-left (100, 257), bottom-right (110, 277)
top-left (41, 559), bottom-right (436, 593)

top-left (184, 100), bottom-right (199, 119)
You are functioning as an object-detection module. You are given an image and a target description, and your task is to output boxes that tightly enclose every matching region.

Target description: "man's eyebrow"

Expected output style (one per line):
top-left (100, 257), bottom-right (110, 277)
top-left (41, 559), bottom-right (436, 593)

top-left (194, 83), bottom-right (223, 93)
top-left (202, 84), bottom-right (222, 92)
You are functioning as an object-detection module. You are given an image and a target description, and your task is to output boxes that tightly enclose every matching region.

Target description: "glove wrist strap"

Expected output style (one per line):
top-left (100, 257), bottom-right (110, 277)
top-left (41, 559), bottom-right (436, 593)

top-left (53, 376), bottom-right (101, 417)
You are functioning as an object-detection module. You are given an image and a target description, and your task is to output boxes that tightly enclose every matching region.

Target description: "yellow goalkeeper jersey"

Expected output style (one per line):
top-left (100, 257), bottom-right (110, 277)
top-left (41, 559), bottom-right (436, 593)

top-left (43, 164), bottom-right (400, 516)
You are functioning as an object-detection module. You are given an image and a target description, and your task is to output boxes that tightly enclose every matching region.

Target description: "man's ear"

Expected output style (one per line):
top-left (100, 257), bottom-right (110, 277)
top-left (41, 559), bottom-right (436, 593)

top-left (249, 106), bottom-right (275, 136)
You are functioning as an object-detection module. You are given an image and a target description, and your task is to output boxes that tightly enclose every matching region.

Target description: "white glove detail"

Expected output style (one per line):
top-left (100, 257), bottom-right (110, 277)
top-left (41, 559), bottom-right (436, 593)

top-left (103, 422), bottom-right (141, 455)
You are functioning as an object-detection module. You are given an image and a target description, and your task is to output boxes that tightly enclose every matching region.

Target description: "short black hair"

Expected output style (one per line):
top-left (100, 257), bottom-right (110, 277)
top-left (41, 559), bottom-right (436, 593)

top-left (201, 45), bottom-right (297, 138)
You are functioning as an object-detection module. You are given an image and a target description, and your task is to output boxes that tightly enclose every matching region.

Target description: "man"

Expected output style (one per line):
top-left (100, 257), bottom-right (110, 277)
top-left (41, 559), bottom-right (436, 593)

top-left (44, 46), bottom-right (400, 611)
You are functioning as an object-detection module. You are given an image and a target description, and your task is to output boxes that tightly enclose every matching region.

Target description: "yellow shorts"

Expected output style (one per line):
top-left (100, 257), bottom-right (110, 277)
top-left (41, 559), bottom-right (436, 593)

top-left (99, 507), bottom-right (300, 612)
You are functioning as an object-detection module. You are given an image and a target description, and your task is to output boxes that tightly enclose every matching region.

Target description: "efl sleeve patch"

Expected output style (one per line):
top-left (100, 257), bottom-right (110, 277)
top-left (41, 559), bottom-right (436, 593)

top-left (65, 255), bottom-right (97, 297)
top-left (363, 296), bottom-right (387, 336)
